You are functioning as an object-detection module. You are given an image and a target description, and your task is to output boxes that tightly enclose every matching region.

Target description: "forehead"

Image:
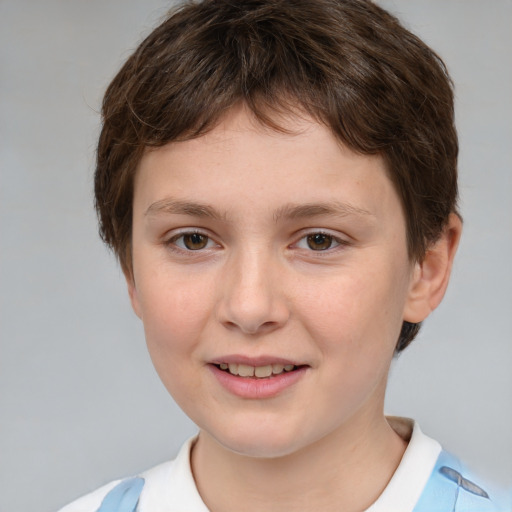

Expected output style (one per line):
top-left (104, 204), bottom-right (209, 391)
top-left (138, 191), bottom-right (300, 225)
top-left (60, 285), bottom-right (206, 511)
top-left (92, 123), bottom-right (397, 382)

top-left (134, 106), bottom-right (401, 224)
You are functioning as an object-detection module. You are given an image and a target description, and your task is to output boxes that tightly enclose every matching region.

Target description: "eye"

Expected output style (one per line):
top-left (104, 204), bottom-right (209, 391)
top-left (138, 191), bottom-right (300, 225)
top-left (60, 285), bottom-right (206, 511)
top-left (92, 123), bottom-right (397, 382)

top-left (169, 232), bottom-right (216, 251)
top-left (296, 232), bottom-right (342, 251)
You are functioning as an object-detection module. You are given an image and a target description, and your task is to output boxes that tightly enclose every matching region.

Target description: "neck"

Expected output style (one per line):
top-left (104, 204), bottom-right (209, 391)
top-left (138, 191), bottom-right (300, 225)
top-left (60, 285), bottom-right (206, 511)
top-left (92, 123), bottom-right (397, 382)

top-left (191, 412), bottom-right (407, 512)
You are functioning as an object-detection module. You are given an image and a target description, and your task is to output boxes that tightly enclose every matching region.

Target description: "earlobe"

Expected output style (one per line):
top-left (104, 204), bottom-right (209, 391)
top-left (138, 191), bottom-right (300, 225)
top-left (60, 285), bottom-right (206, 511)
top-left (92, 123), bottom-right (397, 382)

top-left (403, 213), bottom-right (462, 323)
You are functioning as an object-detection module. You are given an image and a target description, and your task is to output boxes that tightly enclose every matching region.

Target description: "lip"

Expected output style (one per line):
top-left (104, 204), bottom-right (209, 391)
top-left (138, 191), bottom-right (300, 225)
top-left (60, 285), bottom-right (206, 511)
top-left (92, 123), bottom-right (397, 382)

top-left (208, 360), bottom-right (308, 399)
top-left (210, 354), bottom-right (301, 367)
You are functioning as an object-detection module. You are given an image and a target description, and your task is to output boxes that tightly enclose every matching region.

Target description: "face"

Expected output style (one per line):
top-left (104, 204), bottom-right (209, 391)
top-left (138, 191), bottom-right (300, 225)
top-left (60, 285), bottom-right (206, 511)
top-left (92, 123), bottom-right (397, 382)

top-left (128, 106), bottom-right (417, 458)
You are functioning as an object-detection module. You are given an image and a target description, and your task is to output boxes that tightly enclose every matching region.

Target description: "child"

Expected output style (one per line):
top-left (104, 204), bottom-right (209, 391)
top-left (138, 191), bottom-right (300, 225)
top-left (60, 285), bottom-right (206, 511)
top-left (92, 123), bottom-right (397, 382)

top-left (59, 0), bottom-right (509, 510)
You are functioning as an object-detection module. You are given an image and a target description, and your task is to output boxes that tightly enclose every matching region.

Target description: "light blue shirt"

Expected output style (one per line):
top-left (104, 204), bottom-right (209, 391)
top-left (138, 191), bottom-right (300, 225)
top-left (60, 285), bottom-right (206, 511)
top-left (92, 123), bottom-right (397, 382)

top-left (95, 450), bottom-right (509, 512)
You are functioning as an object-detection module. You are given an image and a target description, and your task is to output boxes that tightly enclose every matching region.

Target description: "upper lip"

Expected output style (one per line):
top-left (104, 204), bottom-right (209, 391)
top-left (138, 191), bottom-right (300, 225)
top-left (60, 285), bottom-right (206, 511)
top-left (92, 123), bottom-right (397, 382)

top-left (210, 355), bottom-right (305, 367)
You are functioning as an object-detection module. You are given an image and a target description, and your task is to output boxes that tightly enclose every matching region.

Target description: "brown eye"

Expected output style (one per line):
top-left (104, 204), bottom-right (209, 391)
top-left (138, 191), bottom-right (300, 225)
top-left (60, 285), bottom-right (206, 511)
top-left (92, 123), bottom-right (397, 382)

top-left (306, 233), bottom-right (334, 251)
top-left (182, 233), bottom-right (209, 250)
top-left (172, 233), bottom-right (210, 251)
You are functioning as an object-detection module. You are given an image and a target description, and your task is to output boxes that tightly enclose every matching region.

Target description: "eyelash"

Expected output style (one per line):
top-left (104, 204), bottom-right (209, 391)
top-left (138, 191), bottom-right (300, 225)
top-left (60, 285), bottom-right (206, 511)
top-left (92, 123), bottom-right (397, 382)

top-left (163, 230), bottom-right (349, 254)
top-left (293, 231), bottom-right (347, 252)
top-left (165, 230), bottom-right (218, 252)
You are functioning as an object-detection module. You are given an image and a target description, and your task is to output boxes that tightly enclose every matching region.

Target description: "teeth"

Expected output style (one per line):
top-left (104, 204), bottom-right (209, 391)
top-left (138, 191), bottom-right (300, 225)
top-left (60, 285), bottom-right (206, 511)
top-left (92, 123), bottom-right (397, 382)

top-left (272, 364), bottom-right (284, 374)
top-left (254, 365), bottom-right (272, 378)
top-left (238, 364), bottom-right (255, 377)
top-left (219, 362), bottom-right (296, 378)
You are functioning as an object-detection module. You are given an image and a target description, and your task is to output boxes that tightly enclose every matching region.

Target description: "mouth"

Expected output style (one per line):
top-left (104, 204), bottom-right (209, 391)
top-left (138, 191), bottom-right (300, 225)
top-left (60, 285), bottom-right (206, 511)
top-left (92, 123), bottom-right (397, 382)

top-left (209, 359), bottom-right (309, 398)
top-left (213, 362), bottom-right (304, 378)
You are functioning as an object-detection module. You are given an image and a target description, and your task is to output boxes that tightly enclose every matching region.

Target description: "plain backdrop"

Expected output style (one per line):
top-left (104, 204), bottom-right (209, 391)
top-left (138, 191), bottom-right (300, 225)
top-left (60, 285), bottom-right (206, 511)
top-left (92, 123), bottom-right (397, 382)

top-left (1, 1), bottom-right (511, 511)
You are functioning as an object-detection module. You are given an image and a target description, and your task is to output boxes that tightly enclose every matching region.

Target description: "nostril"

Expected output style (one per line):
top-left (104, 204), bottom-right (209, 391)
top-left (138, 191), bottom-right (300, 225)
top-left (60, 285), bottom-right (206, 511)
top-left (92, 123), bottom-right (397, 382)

top-left (215, 274), bottom-right (291, 334)
top-left (221, 318), bottom-right (281, 335)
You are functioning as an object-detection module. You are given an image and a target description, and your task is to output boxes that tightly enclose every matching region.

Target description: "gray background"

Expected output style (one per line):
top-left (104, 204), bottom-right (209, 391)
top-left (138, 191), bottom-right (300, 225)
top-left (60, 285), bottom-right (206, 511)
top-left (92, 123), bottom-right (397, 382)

top-left (1, 1), bottom-right (510, 511)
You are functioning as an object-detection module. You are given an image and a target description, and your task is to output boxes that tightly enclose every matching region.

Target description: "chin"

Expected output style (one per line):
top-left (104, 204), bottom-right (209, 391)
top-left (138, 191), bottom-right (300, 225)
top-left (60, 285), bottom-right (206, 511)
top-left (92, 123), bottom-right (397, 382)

top-left (219, 436), bottom-right (299, 459)
top-left (206, 417), bottom-right (314, 459)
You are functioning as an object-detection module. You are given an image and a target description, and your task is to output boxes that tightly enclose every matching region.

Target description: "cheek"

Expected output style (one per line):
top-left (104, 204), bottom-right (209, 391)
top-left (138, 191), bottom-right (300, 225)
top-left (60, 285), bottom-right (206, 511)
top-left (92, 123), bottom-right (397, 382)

top-left (136, 275), bottom-right (214, 403)
top-left (136, 272), bottom-right (213, 356)
top-left (296, 264), bottom-right (408, 356)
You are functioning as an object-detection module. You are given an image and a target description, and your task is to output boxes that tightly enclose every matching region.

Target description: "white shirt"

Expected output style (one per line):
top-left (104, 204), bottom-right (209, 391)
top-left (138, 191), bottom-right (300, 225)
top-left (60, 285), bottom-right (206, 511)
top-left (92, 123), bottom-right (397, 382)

top-left (58, 417), bottom-right (442, 512)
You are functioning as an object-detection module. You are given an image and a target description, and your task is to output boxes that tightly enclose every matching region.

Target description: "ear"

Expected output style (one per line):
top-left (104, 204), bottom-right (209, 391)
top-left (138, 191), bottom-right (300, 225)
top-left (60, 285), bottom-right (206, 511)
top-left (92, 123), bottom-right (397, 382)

top-left (124, 270), bottom-right (143, 319)
top-left (403, 213), bottom-right (462, 323)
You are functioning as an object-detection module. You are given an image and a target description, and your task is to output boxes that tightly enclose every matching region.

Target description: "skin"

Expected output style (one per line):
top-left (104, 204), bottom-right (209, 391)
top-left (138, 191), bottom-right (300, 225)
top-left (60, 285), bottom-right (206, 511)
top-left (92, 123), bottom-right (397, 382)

top-left (127, 105), bottom-right (461, 511)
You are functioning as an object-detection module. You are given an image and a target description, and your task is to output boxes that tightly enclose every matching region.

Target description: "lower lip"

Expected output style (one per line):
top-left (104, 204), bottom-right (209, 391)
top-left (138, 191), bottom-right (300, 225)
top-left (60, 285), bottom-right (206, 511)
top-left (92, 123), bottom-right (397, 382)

top-left (208, 364), bottom-right (308, 399)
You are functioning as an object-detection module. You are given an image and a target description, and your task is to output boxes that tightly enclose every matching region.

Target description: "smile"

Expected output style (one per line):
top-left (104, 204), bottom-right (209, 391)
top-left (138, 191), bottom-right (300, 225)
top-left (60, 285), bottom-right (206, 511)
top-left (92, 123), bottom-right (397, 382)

top-left (216, 363), bottom-right (297, 378)
top-left (209, 360), bottom-right (308, 399)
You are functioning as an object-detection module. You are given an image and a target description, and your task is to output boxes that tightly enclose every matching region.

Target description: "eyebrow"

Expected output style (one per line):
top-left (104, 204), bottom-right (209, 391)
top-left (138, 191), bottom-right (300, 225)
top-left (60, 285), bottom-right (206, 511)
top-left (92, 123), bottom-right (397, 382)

top-left (272, 202), bottom-right (374, 222)
top-left (145, 198), bottom-right (225, 220)
top-left (145, 198), bottom-right (373, 222)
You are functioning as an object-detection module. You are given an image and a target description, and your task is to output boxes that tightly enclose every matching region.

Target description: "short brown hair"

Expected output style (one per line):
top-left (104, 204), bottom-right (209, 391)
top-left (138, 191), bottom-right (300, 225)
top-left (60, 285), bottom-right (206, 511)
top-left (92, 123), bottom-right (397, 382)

top-left (95, 0), bottom-right (458, 351)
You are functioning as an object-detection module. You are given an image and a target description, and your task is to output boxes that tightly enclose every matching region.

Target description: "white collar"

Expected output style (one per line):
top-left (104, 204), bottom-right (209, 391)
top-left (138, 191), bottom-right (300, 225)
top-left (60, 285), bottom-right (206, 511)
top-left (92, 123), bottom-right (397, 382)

top-left (138, 417), bottom-right (441, 512)
top-left (138, 436), bottom-right (208, 511)
top-left (365, 417), bottom-right (442, 512)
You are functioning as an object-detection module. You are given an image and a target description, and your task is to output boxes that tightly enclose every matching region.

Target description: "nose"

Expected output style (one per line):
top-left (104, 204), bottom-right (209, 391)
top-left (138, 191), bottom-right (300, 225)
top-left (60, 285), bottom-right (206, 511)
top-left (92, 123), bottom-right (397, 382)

top-left (216, 248), bottom-right (290, 335)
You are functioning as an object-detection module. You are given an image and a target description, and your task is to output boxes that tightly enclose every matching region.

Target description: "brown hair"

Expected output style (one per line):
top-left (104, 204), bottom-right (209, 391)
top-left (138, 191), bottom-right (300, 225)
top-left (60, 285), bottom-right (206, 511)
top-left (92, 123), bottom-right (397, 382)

top-left (95, 0), bottom-right (458, 352)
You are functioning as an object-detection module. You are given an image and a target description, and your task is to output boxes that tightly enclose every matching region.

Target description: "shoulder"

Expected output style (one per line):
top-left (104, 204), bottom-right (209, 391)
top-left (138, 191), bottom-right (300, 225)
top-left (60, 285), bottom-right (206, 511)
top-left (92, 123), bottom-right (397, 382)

top-left (56, 437), bottom-right (198, 512)
top-left (380, 418), bottom-right (510, 512)
top-left (56, 460), bottom-right (178, 512)
top-left (56, 479), bottom-right (123, 512)
top-left (415, 449), bottom-right (511, 512)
